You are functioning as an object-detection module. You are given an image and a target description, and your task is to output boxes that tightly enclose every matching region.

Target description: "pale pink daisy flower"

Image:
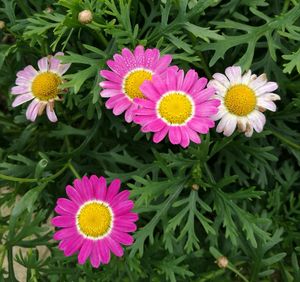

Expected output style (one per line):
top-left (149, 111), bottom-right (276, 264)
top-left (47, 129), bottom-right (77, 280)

top-left (208, 66), bottom-right (280, 137)
top-left (51, 175), bottom-right (138, 268)
top-left (133, 68), bottom-right (220, 148)
top-left (99, 45), bottom-right (172, 123)
top-left (11, 52), bottom-right (71, 122)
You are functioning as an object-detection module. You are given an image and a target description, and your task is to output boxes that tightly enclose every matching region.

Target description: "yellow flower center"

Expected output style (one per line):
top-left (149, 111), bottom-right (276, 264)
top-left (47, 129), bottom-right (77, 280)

top-left (123, 69), bottom-right (152, 99)
top-left (224, 84), bottom-right (257, 116)
top-left (158, 92), bottom-right (193, 125)
top-left (77, 201), bottom-right (113, 239)
top-left (31, 72), bottom-right (61, 101)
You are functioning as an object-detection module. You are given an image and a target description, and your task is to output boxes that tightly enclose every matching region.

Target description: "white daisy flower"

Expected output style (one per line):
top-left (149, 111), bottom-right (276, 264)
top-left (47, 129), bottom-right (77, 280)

top-left (208, 66), bottom-right (280, 137)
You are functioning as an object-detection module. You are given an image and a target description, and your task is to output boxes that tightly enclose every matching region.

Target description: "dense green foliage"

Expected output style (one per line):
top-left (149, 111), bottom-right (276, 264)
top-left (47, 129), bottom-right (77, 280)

top-left (0, 0), bottom-right (300, 281)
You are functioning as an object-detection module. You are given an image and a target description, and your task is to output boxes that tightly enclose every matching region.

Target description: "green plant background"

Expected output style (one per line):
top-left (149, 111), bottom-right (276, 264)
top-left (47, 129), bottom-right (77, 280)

top-left (0, 0), bottom-right (300, 281)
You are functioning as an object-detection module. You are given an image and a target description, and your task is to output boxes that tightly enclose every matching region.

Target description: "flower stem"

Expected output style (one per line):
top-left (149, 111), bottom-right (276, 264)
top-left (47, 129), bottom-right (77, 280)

top-left (68, 162), bottom-right (81, 179)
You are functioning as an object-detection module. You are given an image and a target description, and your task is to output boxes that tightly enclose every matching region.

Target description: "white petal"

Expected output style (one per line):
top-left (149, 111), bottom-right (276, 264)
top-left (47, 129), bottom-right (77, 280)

top-left (37, 57), bottom-right (49, 72)
top-left (223, 115), bottom-right (237, 136)
top-left (249, 73), bottom-right (267, 90)
top-left (248, 111), bottom-right (266, 133)
top-left (208, 80), bottom-right (227, 94)
top-left (46, 103), bottom-right (58, 122)
top-left (256, 82), bottom-right (278, 95)
top-left (257, 98), bottom-right (277, 111)
top-left (241, 70), bottom-right (252, 84)
top-left (212, 73), bottom-right (230, 88)
top-left (225, 66), bottom-right (242, 84)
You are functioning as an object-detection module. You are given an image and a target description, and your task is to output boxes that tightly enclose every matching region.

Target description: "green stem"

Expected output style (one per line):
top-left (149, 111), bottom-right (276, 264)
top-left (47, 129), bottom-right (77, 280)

top-left (227, 265), bottom-right (249, 282)
top-left (0, 246), bottom-right (6, 269)
top-left (7, 247), bottom-right (16, 281)
top-left (68, 162), bottom-right (81, 179)
top-left (282, 0), bottom-right (290, 13)
top-left (269, 129), bottom-right (300, 151)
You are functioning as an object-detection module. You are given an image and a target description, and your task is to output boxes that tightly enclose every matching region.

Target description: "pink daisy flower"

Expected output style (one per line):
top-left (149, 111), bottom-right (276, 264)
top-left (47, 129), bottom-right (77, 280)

top-left (133, 68), bottom-right (220, 148)
top-left (99, 45), bottom-right (172, 122)
top-left (11, 52), bottom-right (71, 122)
top-left (51, 175), bottom-right (138, 268)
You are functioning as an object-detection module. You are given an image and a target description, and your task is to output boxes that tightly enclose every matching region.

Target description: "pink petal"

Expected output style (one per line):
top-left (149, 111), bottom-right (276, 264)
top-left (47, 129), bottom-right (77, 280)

top-left (111, 230), bottom-right (134, 246)
top-left (94, 176), bottom-right (107, 201)
top-left (107, 60), bottom-right (127, 77)
top-left (141, 119), bottom-right (166, 133)
top-left (11, 85), bottom-right (30, 95)
top-left (125, 103), bottom-right (138, 123)
top-left (99, 239), bottom-right (111, 264)
top-left (179, 127), bottom-right (190, 148)
top-left (26, 100), bottom-right (40, 122)
top-left (106, 237), bottom-right (124, 257)
top-left (166, 68), bottom-right (177, 91)
top-left (105, 94), bottom-right (126, 109)
top-left (66, 185), bottom-right (84, 206)
top-left (140, 80), bottom-right (161, 101)
top-left (90, 242), bottom-right (101, 268)
top-left (100, 81), bottom-right (121, 90)
top-left (113, 200), bottom-right (134, 216)
top-left (112, 99), bottom-right (132, 115)
top-left (12, 93), bottom-right (33, 107)
top-left (151, 74), bottom-right (168, 95)
top-left (134, 45), bottom-right (145, 66)
top-left (194, 87), bottom-right (215, 103)
top-left (195, 100), bottom-right (220, 117)
top-left (82, 176), bottom-right (94, 200)
top-left (46, 104), bottom-right (58, 122)
top-left (186, 127), bottom-right (201, 144)
top-left (122, 48), bottom-right (136, 68)
top-left (73, 179), bottom-right (89, 201)
top-left (189, 77), bottom-right (208, 96)
top-left (16, 66), bottom-right (37, 80)
top-left (100, 70), bottom-right (122, 83)
top-left (53, 227), bottom-right (77, 240)
top-left (133, 98), bottom-right (155, 109)
top-left (106, 179), bottom-right (121, 202)
top-left (153, 126), bottom-right (169, 143)
top-left (145, 48), bottom-right (160, 69)
top-left (110, 190), bottom-right (130, 205)
top-left (37, 57), bottom-right (49, 72)
top-left (100, 89), bottom-right (122, 98)
top-left (182, 70), bottom-right (198, 92)
top-left (57, 198), bottom-right (79, 212)
top-left (168, 126), bottom-right (181, 145)
top-left (51, 216), bottom-right (75, 227)
top-left (176, 69), bottom-right (184, 89)
top-left (114, 220), bottom-right (137, 232)
top-left (154, 55), bottom-right (172, 74)
top-left (64, 235), bottom-right (84, 256)
top-left (78, 239), bottom-right (93, 265)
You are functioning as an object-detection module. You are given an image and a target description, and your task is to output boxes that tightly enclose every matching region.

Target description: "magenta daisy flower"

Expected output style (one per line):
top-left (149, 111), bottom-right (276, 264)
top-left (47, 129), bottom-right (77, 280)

top-left (11, 52), bottom-right (71, 122)
top-left (99, 45), bottom-right (172, 122)
top-left (51, 175), bottom-right (138, 268)
top-left (133, 68), bottom-right (220, 148)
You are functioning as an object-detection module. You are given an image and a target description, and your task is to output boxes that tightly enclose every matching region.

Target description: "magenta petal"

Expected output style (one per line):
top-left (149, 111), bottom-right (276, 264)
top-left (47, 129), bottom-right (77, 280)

top-left (176, 70), bottom-right (184, 89)
top-left (118, 212), bottom-right (139, 222)
top-left (114, 220), bottom-right (137, 232)
top-left (125, 103), bottom-right (138, 123)
top-left (140, 80), bottom-right (161, 101)
top-left (113, 200), bottom-right (134, 216)
top-left (168, 126), bottom-right (181, 145)
top-left (11, 85), bottom-right (30, 95)
top-left (66, 185), bottom-right (84, 206)
top-left (106, 179), bottom-right (121, 202)
top-left (57, 198), bottom-right (78, 212)
top-left (110, 190), bottom-right (130, 205)
top-left (107, 60), bottom-right (127, 77)
top-left (190, 77), bottom-right (208, 96)
top-left (112, 99), bottom-right (131, 115)
top-left (194, 87), bottom-right (215, 103)
top-left (94, 176), bottom-right (107, 200)
top-left (64, 235), bottom-right (84, 257)
top-left (166, 68), bottom-right (177, 91)
top-left (26, 100), bottom-right (40, 122)
top-left (106, 237), bottom-right (124, 257)
top-left (99, 239), bottom-right (111, 264)
top-left (111, 231), bottom-right (134, 246)
top-left (78, 239), bottom-right (93, 265)
top-left (90, 242), bottom-right (101, 268)
top-left (51, 216), bottom-right (75, 227)
top-left (134, 98), bottom-right (155, 109)
top-left (53, 227), bottom-right (77, 240)
top-left (122, 48), bottom-right (136, 68)
top-left (134, 45), bottom-right (145, 66)
top-left (82, 176), bottom-right (94, 199)
top-left (100, 89), bottom-right (121, 98)
top-left (73, 179), bottom-right (89, 201)
top-left (186, 127), bottom-right (201, 144)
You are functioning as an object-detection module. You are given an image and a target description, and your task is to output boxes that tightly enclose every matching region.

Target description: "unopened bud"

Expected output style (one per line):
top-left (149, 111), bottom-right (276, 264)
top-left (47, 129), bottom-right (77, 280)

top-left (191, 184), bottom-right (199, 191)
top-left (45, 6), bottom-right (53, 13)
top-left (78, 10), bottom-right (93, 24)
top-left (0, 21), bottom-right (5, 29)
top-left (217, 256), bottom-right (228, 268)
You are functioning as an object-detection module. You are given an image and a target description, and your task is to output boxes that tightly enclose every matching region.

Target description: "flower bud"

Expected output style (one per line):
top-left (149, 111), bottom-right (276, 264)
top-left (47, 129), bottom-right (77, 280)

top-left (191, 184), bottom-right (199, 191)
top-left (78, 10), bottom-right (93, 24)
top-left (0, 21), bottom-right (5, 30)
top-left (217, 256), bottom-right (228, 268)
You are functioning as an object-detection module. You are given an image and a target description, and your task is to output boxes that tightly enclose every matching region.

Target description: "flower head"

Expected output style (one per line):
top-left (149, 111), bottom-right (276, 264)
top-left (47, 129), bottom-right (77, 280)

top-left (11, 52), bottom-right (71, 122)
top-left (51, 175), bottom-right (138, 268)
top-left (99, 45), bottom-right (172, 122)
top-left (133, 68), bottom-right (220, 148)
top-left (208, 66), bottom-right (280, 137)
top-left (78, 10), bottom-right (93, 24)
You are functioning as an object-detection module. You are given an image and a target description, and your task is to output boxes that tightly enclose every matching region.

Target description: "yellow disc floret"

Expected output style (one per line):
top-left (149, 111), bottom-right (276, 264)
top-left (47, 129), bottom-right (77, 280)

top-left (77, 202), bottom-right (112, 238)
top-left (31, 72), bottom-right (61, 101)
top-left (123, 69), bottom-right (152, 99)
top-left (158, 92), bottom-right (193, 125)
top-left (224, 84), bottom-right (257, 116)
